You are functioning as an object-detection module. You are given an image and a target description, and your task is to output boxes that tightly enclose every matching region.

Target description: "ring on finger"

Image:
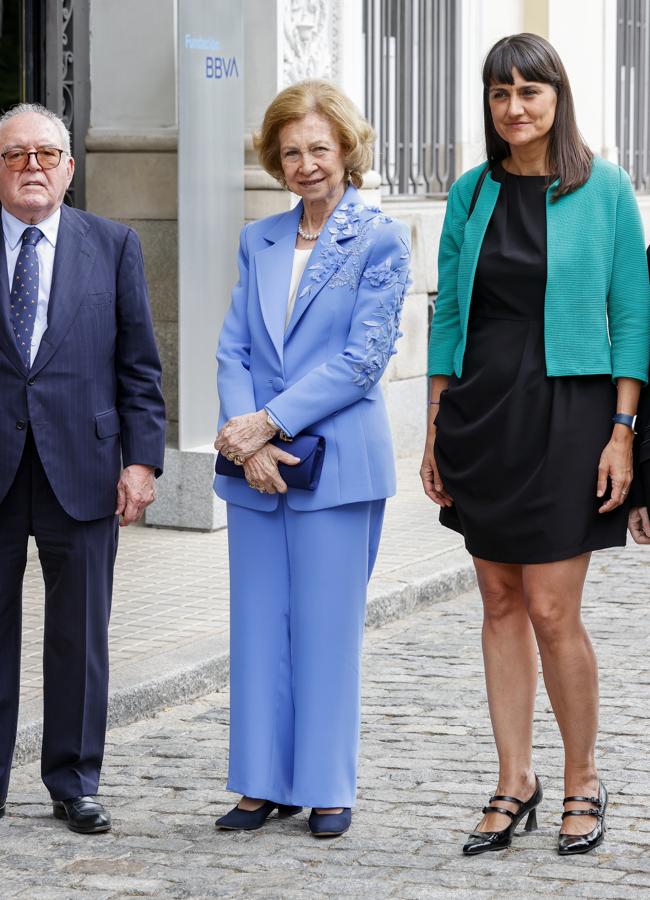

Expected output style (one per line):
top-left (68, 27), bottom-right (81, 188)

top-left (225, 451), bottom-right (235, 461)
top-left (233, 455), bottom-right (244, 466)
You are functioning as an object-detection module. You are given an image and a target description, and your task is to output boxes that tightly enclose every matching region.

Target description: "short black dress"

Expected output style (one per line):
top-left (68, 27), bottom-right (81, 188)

top-left (434, 163), bottom-right (627, 564)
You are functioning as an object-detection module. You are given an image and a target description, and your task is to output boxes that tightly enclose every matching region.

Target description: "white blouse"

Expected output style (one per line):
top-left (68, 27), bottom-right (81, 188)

top-left (285, 248), bottom-right (313, 330)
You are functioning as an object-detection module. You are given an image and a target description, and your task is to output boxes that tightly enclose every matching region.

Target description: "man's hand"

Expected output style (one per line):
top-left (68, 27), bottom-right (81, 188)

top-left (628, 506), bottom-right (650, 544)
top-left (115, 464), bottom-right (156, 526)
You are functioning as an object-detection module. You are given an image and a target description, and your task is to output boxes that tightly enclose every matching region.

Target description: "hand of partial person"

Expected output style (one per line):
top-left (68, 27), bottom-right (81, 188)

top-left (597, 434), bottom-right (633, 513)
top-left (214, 410), bottom-right (277, 464)
top-left (628, 506), bottom-right (650, 544)
top-left (242, 443), bottom-right (301, 495)
top-left (115, 464), bottom-right (156, 526)
top-left (420, 434), bottom-right (453, 507)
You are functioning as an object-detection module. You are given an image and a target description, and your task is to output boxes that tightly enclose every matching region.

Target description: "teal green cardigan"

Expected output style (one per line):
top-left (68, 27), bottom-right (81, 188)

top-left (428, 157), bottom-right (650, 383)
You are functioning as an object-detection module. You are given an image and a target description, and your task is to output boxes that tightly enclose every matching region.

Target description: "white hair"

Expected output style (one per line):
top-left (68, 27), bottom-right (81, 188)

top-left (0, 103), bottom-right (71, 155)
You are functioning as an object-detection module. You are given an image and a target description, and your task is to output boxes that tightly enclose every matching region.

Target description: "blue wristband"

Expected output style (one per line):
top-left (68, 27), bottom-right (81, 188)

top-left (612, 413), bottom-right (635, 429)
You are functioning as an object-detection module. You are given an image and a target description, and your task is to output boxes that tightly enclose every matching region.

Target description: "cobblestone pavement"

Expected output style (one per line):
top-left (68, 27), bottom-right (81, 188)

top-left (3, 544), bottom-right (650, 898)
top-left (18, 456), bottom-right (463, 714)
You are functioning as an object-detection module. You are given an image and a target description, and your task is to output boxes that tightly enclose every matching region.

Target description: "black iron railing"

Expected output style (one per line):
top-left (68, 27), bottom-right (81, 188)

top-left (364, 0), bottom-right (457, 196)
top-left (618, 0), bottom-right (650, 192)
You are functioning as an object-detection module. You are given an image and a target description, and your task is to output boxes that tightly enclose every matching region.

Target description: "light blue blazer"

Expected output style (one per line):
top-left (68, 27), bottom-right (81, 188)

top-left (215, 186), bottom-right (411, 512)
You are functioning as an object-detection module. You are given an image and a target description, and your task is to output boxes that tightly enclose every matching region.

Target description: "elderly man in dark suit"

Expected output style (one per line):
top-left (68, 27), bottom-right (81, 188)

top-left (0, 103), bottom-right (165, 833)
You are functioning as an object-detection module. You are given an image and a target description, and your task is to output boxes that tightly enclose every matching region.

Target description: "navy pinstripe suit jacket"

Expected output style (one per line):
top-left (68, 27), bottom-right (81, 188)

top-left (0, 203), bottom-right (166, 521)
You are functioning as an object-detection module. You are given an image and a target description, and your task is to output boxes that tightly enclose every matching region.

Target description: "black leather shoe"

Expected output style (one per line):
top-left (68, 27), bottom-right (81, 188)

top-left (216, 801), bottom-right (302, 831)
top-left (462, 775), bottom-right (543, 856)
top-left (52, 796), bottom-right (112, 834)
top-left (308, 808), bottom-right (352, 837)
top-left (0, 800), bottom-right (5, 819)
top-left (558, 781), bottom-right (607, 855)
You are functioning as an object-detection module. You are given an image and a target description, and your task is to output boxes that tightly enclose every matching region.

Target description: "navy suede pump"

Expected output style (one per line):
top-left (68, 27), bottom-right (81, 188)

top-left (308, 807), bottom-right (352, 837)
top-left (216, 800), bottom-right (302, 831)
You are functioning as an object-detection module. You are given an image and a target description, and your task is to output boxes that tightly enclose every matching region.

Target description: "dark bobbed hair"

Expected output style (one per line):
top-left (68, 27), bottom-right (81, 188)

top-left (482, 33), bottom-right (592, 199)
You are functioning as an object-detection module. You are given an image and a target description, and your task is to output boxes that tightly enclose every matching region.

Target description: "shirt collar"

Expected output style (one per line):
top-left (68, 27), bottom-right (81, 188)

top-left (1, 206), bottom-right (62, 251)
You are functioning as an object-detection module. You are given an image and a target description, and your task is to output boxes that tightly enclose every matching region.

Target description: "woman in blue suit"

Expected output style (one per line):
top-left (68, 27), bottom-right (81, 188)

top-left (213, 80), bottom-right (410, 837)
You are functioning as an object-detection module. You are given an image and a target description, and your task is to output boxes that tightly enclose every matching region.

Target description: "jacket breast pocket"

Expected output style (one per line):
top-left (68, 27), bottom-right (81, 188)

top-left (95, 408), bottom-right (120, 438)
top-left (85, 291), bottom-right (115, 306)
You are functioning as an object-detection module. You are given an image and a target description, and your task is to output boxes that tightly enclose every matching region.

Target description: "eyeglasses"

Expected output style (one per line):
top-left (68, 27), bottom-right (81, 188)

top-left (1, 147), bottom-right (66, 171)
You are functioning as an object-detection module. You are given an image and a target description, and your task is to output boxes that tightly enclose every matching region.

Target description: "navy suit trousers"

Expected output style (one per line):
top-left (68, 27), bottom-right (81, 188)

top-left (0, 429), bottom-right (117, 801)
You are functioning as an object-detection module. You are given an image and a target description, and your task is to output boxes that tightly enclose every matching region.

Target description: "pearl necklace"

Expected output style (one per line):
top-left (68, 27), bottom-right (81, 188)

top-left (297, 216), bottom-right (322, 241)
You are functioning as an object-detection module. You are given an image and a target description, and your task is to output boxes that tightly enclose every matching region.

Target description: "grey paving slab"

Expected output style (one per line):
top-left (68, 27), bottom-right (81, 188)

top-left (3, 541), bottom-right (650, 897)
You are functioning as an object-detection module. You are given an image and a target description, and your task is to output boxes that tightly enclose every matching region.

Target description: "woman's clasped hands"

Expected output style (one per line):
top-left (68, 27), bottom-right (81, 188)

top-left (242, 443), bottom-right (301, 494)
top-left (214, 410), bottom-right (277, 463)
top-left (214, 410), bottom-right (300, 494)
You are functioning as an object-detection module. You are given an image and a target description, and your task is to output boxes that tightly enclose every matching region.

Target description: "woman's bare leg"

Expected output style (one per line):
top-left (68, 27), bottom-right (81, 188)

top-left (523, 554), bottom-right (599, 835)
top-left (473, 558), bottom-right (539, 831)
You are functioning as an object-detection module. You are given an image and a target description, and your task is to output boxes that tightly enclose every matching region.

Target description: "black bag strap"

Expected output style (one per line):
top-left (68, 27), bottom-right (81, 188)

top-left (468, 164), bottom-right (489, 219)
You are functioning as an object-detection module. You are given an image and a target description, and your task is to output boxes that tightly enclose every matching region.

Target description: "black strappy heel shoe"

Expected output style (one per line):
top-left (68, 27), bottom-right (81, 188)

top-left (462, 775), bottom-right (543, 856)
top-left (558, 781), bottom-right (607, 855)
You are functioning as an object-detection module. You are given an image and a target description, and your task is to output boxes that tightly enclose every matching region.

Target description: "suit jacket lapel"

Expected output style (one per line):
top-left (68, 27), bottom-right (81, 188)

top-left (255, 202), bottom-right (303, 364)
top-left (31, 204), bottom-right (96, 376)
top-left (284, 185), bottom-right (363, 342)
top-left (0, 226), bottom-right (25, 373)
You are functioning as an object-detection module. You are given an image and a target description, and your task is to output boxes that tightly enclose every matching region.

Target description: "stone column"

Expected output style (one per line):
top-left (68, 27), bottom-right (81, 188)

top-left (87, 0), bottom-right (246, 531)
top-left (86, 0), bottom-right (179, 446)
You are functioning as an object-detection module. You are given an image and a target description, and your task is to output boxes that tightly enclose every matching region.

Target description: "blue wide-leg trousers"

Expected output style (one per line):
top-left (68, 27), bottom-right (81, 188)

top-left (226, 497), bottom-right (385, 808)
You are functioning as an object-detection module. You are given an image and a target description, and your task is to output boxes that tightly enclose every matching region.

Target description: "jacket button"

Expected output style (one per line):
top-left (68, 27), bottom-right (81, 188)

top-left (27, 377), bottom-right (36, 386)
top-left (16, 420), bottom-right (26, 430)
top-left (271, 377), bottom-right (285, 392)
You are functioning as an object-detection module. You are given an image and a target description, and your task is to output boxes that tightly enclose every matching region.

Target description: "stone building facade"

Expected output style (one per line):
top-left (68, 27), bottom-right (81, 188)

top-left (3, 0), bottom-right (648, 528)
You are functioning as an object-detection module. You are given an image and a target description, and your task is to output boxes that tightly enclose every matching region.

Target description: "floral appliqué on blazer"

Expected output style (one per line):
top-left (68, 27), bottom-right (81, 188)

top-left (215, 185), bottom-right (412, 512)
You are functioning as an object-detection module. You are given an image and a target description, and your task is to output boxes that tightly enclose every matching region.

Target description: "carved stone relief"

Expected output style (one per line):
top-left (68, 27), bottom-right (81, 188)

top-left (283, 0), bottom-right (342, 85)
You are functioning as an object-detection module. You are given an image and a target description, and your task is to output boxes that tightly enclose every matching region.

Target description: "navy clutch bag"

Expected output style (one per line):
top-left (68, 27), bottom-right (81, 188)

top-left (215, 433), bottom-right (326, 491)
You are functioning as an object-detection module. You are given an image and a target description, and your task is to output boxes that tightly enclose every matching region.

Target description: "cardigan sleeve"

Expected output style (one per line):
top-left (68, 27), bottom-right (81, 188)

top-left (608, 168), bottom-right (650, 384)
top-left (427, 181), bottom-right (465, 376)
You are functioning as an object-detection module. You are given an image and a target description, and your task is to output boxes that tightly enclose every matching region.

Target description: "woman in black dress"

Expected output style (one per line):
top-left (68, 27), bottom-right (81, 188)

top-left (421, 34), bottom-right (650, 856)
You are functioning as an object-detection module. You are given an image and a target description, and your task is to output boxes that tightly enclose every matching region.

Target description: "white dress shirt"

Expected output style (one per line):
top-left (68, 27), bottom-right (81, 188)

top-left (2, 206), bottom-right (61, 366)
top-left (285, 248), bottom-right (312, 330)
